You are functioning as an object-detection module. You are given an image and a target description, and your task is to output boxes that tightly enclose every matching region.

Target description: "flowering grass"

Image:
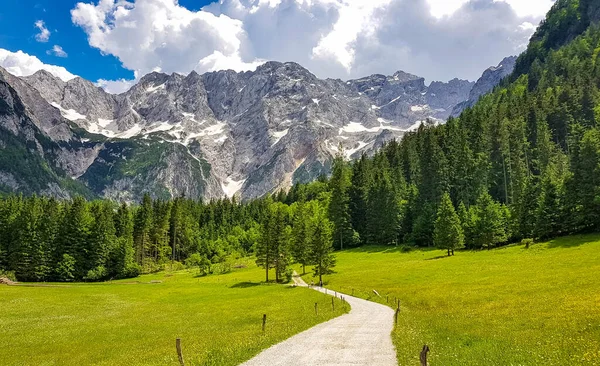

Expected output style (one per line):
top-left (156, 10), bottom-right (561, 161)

top-left (0, 261), bottom-right (346, 366)
top-left (305, 234), bottom-right (600, 365)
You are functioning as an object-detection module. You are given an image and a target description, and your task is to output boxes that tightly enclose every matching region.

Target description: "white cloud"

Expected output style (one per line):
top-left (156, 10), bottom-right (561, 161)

top-left (0, 48), bottom-right (77, 81)
top-left (426, 0), bottom-right (555, 18)
top-left (34, 20), bottom-right (51, 43)
top-left (71, 0), bottom-right (262, 78)
top-left (47, 45), bottom-right (68, 58)
top-left (70, 0), bottom-right (554, 84)
top-left (95, 78), bottom-right (136, 94)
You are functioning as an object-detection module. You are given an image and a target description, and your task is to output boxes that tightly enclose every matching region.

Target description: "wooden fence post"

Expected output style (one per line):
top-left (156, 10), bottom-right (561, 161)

top-left (176, 338), bottom-right (185, 366)
top-left (394, 308), bottom-right (399, 325)
top-left (315, 302), bottom-right (318, 316)
top-left (420, 345), bottom-right (430, 366)
top-left (262, 314), bottom-right (267, 332)
top-left (332, 297), bottom-right (335, 311)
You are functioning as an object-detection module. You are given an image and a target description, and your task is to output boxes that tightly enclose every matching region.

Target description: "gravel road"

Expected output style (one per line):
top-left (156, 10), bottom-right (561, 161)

top-left (239, 274), bottom-right (397, 366)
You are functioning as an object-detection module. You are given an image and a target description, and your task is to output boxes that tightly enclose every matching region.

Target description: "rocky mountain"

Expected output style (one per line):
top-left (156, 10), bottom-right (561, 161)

top-left (451, 56), bottom-right (517, 117)
top-left (0, 59), bottom-right (507, 202)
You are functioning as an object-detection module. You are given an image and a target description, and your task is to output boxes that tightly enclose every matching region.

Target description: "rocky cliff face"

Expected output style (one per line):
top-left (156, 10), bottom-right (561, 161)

top-left (0, 58), bottom-right (508, 202)
top-left (451, 56), bottom-right (517, 117)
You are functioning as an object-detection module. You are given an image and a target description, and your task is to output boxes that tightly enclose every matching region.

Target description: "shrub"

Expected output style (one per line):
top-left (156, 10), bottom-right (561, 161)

top-left (0, 270), bottom-right (16, 282)
top-left (84, 266), bottom-right (107, 281)
top-left (522, 238), bottom-right (534, 249)
top-left (56, 254), bottom-right (76, 282)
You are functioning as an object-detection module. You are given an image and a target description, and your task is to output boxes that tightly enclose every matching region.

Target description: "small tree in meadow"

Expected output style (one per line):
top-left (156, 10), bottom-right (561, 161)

top-left (434, 193), bottom-right (464, 256)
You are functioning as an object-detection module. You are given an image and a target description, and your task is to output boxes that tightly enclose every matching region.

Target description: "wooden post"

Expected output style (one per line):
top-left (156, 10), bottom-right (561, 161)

top-left (332, 297), bottom-right (335, 311)
top-left (386, 295), bottom-right (389, 303)
top-left (315, 302), bottom-right (318, 316)
top-left (394, 308), bottom-right (399, 325)
top-left (420, 345), bottom-right (430, 366)
top-left (176, 338), bottom-right (185, 366)
top-left (262, 314), bottom-right (267, 332)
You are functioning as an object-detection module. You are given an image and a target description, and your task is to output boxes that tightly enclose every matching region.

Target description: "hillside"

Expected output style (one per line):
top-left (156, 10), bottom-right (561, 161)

top-left (285, 0), bottom-right (600, 250)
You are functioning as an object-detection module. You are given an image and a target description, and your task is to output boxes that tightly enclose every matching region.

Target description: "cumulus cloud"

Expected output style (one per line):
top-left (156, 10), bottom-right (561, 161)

top-left (34, 20), bottom-right (51, 43)
top-left (0, 48), bottom-right (77, 81)
top-left (47, 45), bottom-right (68, 58)
top-left (70, 0), bottom-right (553, 90)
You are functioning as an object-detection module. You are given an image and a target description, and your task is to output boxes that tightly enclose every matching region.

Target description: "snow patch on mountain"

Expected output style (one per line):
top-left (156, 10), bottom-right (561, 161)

top-left (222, 177), bottom-right (246, 198)
top-left (50, 102), bottom-right (86, 121)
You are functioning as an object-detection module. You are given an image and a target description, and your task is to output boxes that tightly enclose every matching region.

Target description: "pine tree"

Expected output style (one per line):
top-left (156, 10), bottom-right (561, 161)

top-left (434, 193), bottom-right (464, 256)
top-left (349, 154), bottom-right (372, 243)
top-left (308, 202), bottom-right (336, 285)
top-left (328, 152), bottom-right (358, 249)
top-left (291, 202), bottom-right (311, 274)
top-left (133, 194), bottom-right (153, 269)
top-left (457, 202), bottom-right (476, 249)
top-left (473, 192), bottom-right (507, 250)
top-left (57, 196), bottom-right (92, 280)
top-left (87, 201), bottom-right (117, 280)
top-left (366, 157), bottom-right (399, 245)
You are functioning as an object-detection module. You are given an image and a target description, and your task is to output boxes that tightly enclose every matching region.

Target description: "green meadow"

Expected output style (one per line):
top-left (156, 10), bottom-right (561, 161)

top-left (0, 261), bottom-right (346, 366)
top-left (304, 234), bottom-right (600, 365)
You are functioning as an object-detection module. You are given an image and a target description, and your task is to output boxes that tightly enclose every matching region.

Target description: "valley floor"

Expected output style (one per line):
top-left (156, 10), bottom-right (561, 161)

top-left (0, 260), bottom-right (345, 366)
top-left (304, 234), bottom-right (600, 365)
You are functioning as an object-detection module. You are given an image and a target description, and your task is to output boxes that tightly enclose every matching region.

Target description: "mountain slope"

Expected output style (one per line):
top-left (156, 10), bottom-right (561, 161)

top-left (0, 56), bottom-right (507, 201)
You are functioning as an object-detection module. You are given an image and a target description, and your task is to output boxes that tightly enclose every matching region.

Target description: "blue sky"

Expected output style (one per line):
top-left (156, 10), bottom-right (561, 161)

top-left (0, 0), bottom-right (554, 93)
top-left (0, 0), bottom-right (215, 82)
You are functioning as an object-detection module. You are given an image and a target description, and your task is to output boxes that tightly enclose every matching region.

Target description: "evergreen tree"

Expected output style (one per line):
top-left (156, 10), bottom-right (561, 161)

top-left (473, 192), bottom-right (507, 250)
top-left (308, 202), bottom-right (336, 285)
top-left (434, 193), bottom-right (465, 256)
top-left (291, 202), bottom-right (311, 274)
top-left (328, 152), bottom-right (358, 249)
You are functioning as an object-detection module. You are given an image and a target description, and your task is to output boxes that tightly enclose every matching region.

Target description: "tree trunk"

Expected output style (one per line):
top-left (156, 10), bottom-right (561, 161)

top-left (447, 248), bottom-right (451, 256)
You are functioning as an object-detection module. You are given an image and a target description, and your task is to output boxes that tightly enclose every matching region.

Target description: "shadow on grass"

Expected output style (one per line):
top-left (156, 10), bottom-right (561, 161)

top-left (424, 255), bottom-right (452, 261)
top-left (339, 245), bottom-right (439, 254)
top-left (230, 281), bottom-right (261, 288)
top-left (546, 234), bottom-right (600, 248)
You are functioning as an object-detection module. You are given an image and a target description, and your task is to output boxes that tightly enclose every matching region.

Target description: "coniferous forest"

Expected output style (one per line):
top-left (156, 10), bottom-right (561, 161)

top-left (1, 0), bottom-right (600, 282)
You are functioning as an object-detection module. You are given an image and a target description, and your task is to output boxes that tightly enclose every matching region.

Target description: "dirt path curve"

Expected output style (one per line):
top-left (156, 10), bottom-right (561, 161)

top-left (240, 272), bottom-right (397, 366)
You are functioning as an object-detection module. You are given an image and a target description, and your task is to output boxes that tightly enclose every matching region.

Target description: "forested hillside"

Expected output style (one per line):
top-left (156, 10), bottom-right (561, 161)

top-left (281, 0), bottom-right (600, 249)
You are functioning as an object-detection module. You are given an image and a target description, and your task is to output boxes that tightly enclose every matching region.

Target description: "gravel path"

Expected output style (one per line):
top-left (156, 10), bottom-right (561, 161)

top-left (240, 273), bottom-right (397, 366)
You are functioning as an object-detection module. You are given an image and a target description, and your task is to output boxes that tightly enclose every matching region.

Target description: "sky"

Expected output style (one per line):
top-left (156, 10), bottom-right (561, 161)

top-left (0, 0), bottom-right (555, 93)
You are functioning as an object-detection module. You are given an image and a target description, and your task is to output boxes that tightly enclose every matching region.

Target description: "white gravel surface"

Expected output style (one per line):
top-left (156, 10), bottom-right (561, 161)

top-left (239, 274), bottom-right (397, 366)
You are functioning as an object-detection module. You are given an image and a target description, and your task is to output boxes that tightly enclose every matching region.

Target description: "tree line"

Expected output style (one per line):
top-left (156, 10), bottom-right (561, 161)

top-left (0, 193), bottom-right (336, 282)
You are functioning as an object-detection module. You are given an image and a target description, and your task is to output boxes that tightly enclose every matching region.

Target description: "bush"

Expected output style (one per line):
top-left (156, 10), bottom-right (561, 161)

top-left (400, 245), bottom-right (413, 253)
top-left (0, 270), bottom-right (16, 282)
top-left (84, 266), bottom-right (107, 281)
top-left (56, 254), bottom-right (76, 282)
top-left (522, 238), bottom-right (534, 249)
top-left (284, 268), bottom-right (294, 283)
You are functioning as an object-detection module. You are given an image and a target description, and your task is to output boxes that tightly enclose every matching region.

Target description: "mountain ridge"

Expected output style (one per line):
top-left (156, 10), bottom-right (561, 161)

top-left (0, 59), bottom-right (513, 202)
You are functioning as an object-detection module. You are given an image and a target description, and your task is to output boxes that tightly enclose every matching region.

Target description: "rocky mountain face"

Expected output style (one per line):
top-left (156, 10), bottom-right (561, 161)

top-left (451, 56), bottom-right (517, 117)
top-left (0, 59), bottom-right (508, 202)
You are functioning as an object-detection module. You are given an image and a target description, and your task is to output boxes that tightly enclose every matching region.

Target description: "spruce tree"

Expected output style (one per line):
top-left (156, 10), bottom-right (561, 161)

top-left (308, 202), bottom-right (336, 285)
top-left (328, 152), bottom-right (358, 249)
top-left (434, 193), bottom-right (464, 256)
top-left (473, 192), bottom-right (507, 250)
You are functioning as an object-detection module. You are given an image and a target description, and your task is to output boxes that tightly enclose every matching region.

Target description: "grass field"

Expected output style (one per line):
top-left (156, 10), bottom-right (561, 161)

top-left (304, 234), bottom-right (600, 365)
top-left (0, 260), bottom-right (346, 366)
